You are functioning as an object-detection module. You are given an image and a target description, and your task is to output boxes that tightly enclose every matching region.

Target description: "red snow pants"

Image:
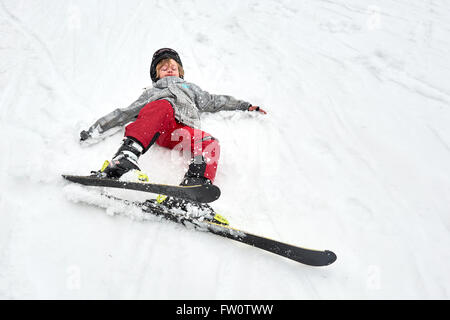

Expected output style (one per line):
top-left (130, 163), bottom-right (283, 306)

top-left (124, 100), bottom-right (220, 182)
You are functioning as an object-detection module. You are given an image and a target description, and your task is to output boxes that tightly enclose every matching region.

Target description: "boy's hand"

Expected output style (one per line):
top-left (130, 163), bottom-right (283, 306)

top-left (248, 106), bottom-right (267, 114)
top-left (80, 129), bottom-right (92, 141)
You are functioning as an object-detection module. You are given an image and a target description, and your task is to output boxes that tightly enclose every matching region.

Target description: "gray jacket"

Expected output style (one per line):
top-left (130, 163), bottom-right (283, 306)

top-left (86, 76), bottom-right (251, 136)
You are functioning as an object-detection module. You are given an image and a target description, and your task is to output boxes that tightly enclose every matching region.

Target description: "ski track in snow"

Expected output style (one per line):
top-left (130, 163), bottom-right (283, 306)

top-left (1, 0), bottom-right (450, 299)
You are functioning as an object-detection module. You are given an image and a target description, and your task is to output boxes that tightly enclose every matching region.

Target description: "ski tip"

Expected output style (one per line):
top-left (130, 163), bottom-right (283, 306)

top-left (208, 184), bottom-right (221, 201)
top-left (324, 250), bottom-right (337, 265)
top-left (196, 184), bottom-right (221, 203)
top-left (62, 174), bottom-right (81, 182)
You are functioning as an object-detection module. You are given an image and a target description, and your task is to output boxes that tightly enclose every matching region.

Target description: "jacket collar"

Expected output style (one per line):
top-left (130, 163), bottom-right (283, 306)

top-left (153, 76), bottom-right (185, 88)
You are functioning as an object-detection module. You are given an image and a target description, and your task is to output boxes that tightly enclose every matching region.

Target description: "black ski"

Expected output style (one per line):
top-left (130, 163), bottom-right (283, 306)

top-left (205, 223), bottom-right (337, 267)
top-left (92, 193), bottom-right (337, 267)
top-left (62, 174), bottom-right (221, 203)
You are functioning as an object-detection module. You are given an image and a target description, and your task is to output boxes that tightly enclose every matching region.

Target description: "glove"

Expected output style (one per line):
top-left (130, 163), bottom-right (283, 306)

top-left (80, 130), bottom-right (92, 141)
top-left (248, 106), bottom-right (267, 114)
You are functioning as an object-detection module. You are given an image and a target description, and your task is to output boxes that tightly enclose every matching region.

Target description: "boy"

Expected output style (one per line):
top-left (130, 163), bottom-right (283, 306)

top-left (80, 48), bottom-right (266, 213)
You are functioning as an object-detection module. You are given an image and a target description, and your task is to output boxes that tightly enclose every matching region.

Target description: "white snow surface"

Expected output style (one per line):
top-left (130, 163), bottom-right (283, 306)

top-left (1, 0), bottom-right (450, 299)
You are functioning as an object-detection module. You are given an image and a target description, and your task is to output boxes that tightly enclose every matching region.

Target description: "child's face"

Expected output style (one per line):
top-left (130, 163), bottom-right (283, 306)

top-left (158, 59), bottom-right (180, 79)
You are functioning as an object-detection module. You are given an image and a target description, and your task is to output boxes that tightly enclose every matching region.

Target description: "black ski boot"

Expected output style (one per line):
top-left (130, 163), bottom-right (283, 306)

top-left (155, 157), bottom-right (228, 225)
top-left (96, 137), bottom-right (144, 179)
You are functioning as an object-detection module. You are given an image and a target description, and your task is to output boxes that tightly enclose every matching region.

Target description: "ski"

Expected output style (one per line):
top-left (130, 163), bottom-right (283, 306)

top-left (62, 174), bottom-right (221, 203)
top-left (88, 193), bottom-right (337, 267)
top-left (206, 223), bottom-right (337, 267)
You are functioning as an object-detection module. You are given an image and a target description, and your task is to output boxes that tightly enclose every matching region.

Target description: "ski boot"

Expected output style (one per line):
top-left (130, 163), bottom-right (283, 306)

top-left (93, 137), bottom-right (148, 181)
top-left (154, 165), bottom-right (229, 225)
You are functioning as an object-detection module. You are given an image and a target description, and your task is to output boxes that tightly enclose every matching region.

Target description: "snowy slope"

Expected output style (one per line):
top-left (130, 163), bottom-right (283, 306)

top-left (1, 0), bottom-right (450, 299)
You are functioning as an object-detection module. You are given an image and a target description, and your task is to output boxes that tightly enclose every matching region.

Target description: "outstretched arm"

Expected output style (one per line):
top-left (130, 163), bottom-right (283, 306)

top-left (190, 83), bottom-right (267, 115)
top-left (192, 83), bottom-right (251, 112)
top-left (80, 90), bottom-right (152, 141)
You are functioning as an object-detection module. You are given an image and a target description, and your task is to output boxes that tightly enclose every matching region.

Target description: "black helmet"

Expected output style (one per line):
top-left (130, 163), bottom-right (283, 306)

top-left (150, 48), bottom-right (183, 82)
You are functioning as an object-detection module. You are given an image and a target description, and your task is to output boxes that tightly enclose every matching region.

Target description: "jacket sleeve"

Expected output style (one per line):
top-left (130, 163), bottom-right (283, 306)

top-left (191, 84), bottom-right (251, 113)
top-left (86, 90), bottom-right (151, 134)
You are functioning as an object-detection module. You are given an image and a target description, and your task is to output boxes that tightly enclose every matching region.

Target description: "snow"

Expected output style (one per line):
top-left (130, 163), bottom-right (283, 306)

top-left (1, 0), bottom-right (450, 299)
